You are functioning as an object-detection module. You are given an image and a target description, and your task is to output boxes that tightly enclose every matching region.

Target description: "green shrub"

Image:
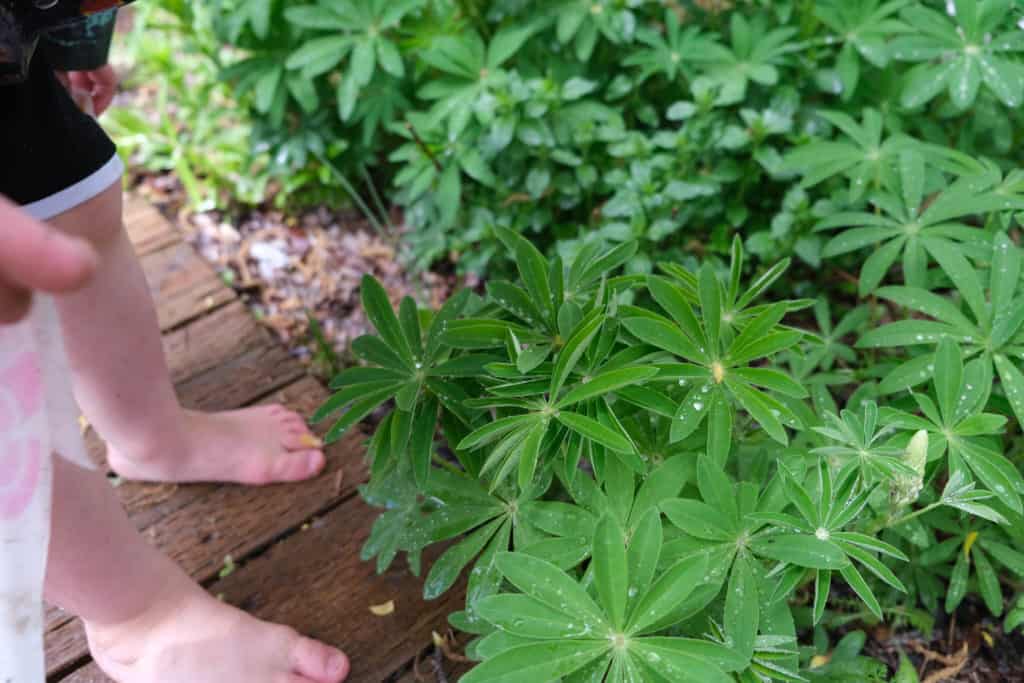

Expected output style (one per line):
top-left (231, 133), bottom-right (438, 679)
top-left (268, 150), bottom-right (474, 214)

top-left (319, 194), bottom-right (1024, 679)
top-left (201, 0), bottom-right (1024, 273)
top-left (108, 0), bottom-right (355, 210)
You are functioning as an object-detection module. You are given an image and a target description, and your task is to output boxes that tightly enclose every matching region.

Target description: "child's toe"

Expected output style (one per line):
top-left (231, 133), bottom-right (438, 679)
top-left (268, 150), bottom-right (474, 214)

top-left (290, 636), bottom-right (349, 682)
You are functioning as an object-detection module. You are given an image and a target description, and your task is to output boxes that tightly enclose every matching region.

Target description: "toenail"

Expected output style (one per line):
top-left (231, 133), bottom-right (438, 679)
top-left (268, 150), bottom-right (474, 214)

top-left (308, 451), bottom-right (324, 470)
top-left (300, 433), bottom-right (323, 448)
top-left (329, 652), bottom-right (347, 674)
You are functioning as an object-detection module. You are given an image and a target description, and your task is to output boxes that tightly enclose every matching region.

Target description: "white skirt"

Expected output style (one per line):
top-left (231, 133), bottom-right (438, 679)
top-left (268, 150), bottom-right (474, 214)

top-left (0, 297), bottom-right (93, 682)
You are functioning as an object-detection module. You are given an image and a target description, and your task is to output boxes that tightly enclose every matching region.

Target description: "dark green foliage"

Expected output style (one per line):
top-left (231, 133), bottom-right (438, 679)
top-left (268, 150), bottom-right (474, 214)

top-left (193, 0), bottom-right (1024, 275)
top-left (323, 210), bottom-right (1024, 679)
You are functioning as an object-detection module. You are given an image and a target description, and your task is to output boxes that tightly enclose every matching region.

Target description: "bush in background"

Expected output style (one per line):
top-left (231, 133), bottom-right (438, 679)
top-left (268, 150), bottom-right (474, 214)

top-left (196, 0), bottom-right (1024, 275)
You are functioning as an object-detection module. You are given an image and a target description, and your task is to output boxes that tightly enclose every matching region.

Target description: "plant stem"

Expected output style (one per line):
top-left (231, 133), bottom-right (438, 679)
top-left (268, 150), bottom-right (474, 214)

top-left (405, 121), bottom-right (443, 172)
top-left (881, 501), bottom-right (942, 531)
top-left (312, 150), bottom-right (389, 238)
top-left (432, 453), bottom-right (464, 475)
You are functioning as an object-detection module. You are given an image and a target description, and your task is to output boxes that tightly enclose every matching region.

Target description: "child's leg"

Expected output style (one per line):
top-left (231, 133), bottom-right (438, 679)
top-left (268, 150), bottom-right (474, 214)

top-left (46, 455), bottom-right (350, 683)
top-left (48, 182), bottom-right (327, 485)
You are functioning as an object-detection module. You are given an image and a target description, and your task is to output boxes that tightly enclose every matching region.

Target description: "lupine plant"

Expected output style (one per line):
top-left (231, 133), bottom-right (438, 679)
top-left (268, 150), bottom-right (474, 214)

top-left (320, 155), bottom-right (1024, 677)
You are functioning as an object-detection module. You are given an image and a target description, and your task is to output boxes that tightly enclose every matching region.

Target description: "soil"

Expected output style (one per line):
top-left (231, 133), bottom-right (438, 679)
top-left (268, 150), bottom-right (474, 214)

top-left (863, 600), bottom-right (1024, 682)
top-left (128, 172), bottom-right (454, 375)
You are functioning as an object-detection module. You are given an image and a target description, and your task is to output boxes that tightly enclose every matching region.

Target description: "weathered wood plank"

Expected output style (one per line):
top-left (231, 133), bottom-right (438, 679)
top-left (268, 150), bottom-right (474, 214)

top-left (173, 342), bottom-right (306, 411)
top-left (46, 377), bottom-right (369, 676)
top-left (142, 240), bottom-right (235, 332)
top-left (123, 195), bottom-right (180, 256)
top-left (57, 495), bottom-right (466, 683)
top-left (162, 300), bottom-right (272, 385)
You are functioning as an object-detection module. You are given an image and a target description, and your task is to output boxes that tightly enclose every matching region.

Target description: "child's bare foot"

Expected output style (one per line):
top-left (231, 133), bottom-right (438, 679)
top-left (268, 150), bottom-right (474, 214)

top-left (106, 405), bottom-right (327, 485)
top-left (86, 585), bottom-right (349, 683)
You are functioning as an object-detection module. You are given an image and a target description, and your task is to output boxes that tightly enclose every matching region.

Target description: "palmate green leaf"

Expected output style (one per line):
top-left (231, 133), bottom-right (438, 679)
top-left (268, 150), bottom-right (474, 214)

top-left (497, 227), bottom-right (556, 328)
top-left (551, 310), bottom-right (605, 399)
top-left (329, 366), bottom-right (407, 389)
top-left (973, 547), bottom-right (1003, 616)
top-left (314, 380), bottom-right (403, 423)
top-left (489, 280), bottom-right (546, 329)
top-left (991, 233), bottom-right (1021, 313)
top-left (630, 642), bottom-right (733, 683)
top-left (460, 640), bottom-right (610, 683)
top-left (627, 554), bottom-right (709, 634)
top-left (840, 562), bottom-right (883, 620)
top-left (727, 380), bottom-right (790, 444)
top-left (594, 516), bottom-right (629, 630)
top-left (670, 383), bottom-right (713, 443)
top-left (727, 302), bottom-right (787, 356)
top-left (522, 501), bottom-right (598, 539)
top-left (478, 594), bottom-right (599, 639)
top-left (322, 383), bottom-right (405, 443)
top-left (647, 276), bottom-right (706, 346)
top-left (518, 537), bottom-right (591, 571)
top-left (983, 539), bottom-right (1024, 578)
top-left (630, 457), bottom-right (691, 525)
top-left (352, 334), bottom-right (412, 372)
top-left (616, 385), bottom-right (677, 418)
top-left (425, 289), bottom-right (471, 362)
top-left (934, 337), bottom-right (963, 424)
top-left (641, 637), bottom-right (748, 674)
top-left (728, 330), bottom-right (805, 366)
top-left (859, 238), bottom-right (906, 295)
top-left (724, 555), bottom-right (758, 663)
top-left (429, 354), bottom-right (499, 378)
top-left (516, 422), bottom-right (548, 489)
top-left (622, 316), bottom-right (707, 363)
top-left (698, 264), bottom-right (723, 353)
top-left (697, 456), bottom-right (737, 523)
top-left (556, 367), bottom-right (659, 408)
top-left (459, 414), bottom-right (539, 450)
top-left (361, 275), bottom-right (414, 363)
top-left (838, 542), bottom-right (906, 593)
top-left (946, 549), bottom-right (970, 614)
top-left (706, 392), bottom-right (733, 467)
top-left (778, 466), bottom-right (820, 528)
top-left (626, 509), bottom-right (663, 612)
top-left (857, 320), bottom-right (961, 348)
top-left (661, 499), bottom-right (734, 541)
top-left (832, 532), bottom-right (908, 562)
top-left (922, 236), bottom-right (988, 325)
top-left (750, 534), bottom-right (849, 570)
top-left (478, 429), bottom-right (529, 482)
top-left (813, 569), bottom-right (831, 625)
top-left (730, 367), bottom-right (808, 398)
top-left (994, 354), bottom-right (1024, 427)
top-left (444, 319), bottom-right (541, 349)
top-left (424, 517), bottom-right (503, 600)
top-left (955, 413), bottom-right (1007, 436)
top-left (410, 395), bottom-right (438, 487)
top-left (874, 286), bottom-right (975, 331)
top-left (495, 552), bottom-right (608, 628)
top-left (557, 411), bottom-right (636, 455)
top-left (956, 438), bottom-right (1024, 513)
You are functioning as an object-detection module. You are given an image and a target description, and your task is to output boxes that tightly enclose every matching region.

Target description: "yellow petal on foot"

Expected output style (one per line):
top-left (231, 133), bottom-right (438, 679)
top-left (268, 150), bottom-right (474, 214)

top-left (300, 433), bottom-right (324, 448)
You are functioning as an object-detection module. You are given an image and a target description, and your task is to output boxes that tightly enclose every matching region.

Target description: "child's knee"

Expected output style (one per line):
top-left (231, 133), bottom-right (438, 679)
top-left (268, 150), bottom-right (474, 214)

top-left (47, 180), bottom-right (125, 248)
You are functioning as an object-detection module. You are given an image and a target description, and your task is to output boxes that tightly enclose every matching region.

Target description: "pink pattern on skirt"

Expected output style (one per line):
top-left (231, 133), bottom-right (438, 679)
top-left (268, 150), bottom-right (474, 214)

top-left (0, 348), bottom-right (45, 520)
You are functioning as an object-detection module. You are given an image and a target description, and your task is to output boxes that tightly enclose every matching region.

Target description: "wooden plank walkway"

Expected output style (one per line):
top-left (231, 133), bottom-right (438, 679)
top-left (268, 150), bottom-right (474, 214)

top-left (44, 196), bottom-right (466, 682)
